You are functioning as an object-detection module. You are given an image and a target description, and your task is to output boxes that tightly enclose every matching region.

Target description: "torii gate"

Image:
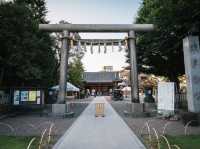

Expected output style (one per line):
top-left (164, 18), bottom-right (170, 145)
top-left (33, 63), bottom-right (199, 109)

top-left (39, 24), bottom-right (154, 104)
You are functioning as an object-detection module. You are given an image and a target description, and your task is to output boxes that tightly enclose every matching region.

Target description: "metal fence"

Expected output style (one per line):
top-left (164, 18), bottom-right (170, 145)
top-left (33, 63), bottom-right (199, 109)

top-left (0, 89), bottom-right (11, 105)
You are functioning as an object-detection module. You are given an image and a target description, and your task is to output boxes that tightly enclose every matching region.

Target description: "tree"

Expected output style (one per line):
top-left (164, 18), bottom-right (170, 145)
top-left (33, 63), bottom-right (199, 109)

top-left (0, 1), bottom-right (57, 87)
top-left (128, 0), bottom-right (200, 87)
top-left (15, 0), bottom-right (47, 23)
top-left (68, 56), bottom-right (85, 88)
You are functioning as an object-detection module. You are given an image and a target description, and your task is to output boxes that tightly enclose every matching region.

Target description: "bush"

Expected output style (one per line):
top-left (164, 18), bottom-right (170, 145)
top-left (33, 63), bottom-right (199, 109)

top-left (181, 112), bottom-right (199, 126)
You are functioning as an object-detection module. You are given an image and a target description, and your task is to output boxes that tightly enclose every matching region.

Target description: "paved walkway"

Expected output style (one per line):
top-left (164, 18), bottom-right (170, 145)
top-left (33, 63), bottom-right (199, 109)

top-left (53, 97), bottom-right (146, 149)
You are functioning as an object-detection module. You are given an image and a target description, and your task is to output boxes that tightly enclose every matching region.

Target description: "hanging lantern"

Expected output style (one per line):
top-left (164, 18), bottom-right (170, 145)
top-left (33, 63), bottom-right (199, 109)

top-left (104, 42), bottom-right (107, 54)
top-left (90, 42), bottom-right (93, 54)
top-left (118, 41), bottom-right (122, 51)
top-left (98, 42), bottom-right (101, 53)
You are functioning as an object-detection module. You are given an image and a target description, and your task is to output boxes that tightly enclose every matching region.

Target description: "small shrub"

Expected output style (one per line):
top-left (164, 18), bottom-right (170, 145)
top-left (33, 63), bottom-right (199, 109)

top-left (181, 112), bottom-right (199, 126)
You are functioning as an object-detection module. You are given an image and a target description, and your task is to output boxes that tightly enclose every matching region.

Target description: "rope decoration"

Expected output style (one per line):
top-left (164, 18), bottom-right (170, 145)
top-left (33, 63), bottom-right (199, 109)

top-left (69, 38), bottom-right (128, 54)
top-left (90, 42), bottom-right (93, 54)
top-left (98, 42), bottom-right (101, 53)
top-left (77, 40), bottom-right (81, 52)
top-left (118, 41), bottom-right (122, 52)
top-left (112, 42), bottom-right (114, 52)
top-left (83, 42), bottom-right (87, 52)
top-left (104, 42), bottom-right (107, 54)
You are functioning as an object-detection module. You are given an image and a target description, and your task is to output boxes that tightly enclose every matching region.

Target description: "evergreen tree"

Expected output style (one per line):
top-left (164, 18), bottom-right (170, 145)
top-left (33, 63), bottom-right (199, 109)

top-left (126, 0), bottom-right (200, 86)
top-left (68, 56), bottom-right (85, 88)
top-left (0, 1), bottom-right (57, 87)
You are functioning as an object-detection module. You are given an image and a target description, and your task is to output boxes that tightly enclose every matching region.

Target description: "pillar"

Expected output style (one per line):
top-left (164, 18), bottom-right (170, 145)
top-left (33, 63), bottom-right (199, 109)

top-left (128, 30), bottom-right (139, 103)
top-left (183, 36), bottom-right (200, 113)
top-left (58, 30), bottom-right (69, 103)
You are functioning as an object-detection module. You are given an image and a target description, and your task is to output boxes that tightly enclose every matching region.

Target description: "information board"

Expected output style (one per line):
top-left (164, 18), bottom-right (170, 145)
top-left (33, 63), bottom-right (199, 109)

top-left (13, 90), bottom-right (20, 105)
top-left (13, 90), bottom-right (42, 105)
top-left (21, 91), bottom-right (28, 101)
top-left (29, 91), bottom-right (36, 101)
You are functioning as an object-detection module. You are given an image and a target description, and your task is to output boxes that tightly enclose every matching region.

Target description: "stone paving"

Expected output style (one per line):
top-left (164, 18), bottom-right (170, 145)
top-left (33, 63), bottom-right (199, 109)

top-left (53, 97), bottom-right (146, 149)
top-left (110, 101), bottom-right (200, 136)
top-left (0, 102), bottom-right (89, 137)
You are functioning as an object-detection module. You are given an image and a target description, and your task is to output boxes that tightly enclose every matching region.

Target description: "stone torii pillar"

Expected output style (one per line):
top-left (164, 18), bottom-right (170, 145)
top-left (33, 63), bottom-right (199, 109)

top-left (58, 30), bottom-right (70, 103)
top-left (128, 30), bottom-right (139, 103)
top-left (39, 24), bottom-right (154, 107)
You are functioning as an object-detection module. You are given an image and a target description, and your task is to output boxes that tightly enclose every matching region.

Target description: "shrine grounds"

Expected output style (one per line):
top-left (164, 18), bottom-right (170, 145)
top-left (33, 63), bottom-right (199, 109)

top-left (0, 99), bottom-right (91, 149)
top-left (0, 97), bottom-right (200, 149)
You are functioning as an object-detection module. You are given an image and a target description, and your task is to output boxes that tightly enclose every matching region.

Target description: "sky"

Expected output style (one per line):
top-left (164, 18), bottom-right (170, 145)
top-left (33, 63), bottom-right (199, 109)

top-left (46, 0), bottom-right (141, 72)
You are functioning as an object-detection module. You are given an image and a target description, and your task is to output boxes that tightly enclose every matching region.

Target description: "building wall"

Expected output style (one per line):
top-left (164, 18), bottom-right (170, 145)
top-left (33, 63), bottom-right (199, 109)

top-left (85, 83), bottom-right (113, 95)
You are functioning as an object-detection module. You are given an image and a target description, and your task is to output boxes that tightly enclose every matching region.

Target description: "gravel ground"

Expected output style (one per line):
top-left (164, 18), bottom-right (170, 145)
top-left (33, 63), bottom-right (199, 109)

top-left (110, 100), bottom-right (200, 137)
top-left (0, 98), bottom-right (92, 142)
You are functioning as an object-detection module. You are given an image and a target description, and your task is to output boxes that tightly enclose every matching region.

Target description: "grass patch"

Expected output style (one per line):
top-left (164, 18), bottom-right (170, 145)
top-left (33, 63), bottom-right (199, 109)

top-left (143, 135), bottom-right (200, 149)
top-left (164, 135), bottom-right (200, 149)
top-left (0, 136), bottom-right (39, 149)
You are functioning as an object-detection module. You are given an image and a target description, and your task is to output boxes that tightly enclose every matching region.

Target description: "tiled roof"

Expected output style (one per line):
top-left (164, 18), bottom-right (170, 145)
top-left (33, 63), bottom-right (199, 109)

top-left (83, 72), bottom-right (120, 83)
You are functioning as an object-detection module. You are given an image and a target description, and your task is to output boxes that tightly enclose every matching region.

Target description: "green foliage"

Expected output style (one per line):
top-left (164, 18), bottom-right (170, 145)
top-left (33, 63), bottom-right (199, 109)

top-left (0, 1), bottom-right (57, 87)
top-left (15, 0), bottom-right (47, 23)
top-left (68, 56), bottom-right (84, 88)
top-left (0, 136), bottom-right (39, 149)
top-left (130, 0), bottom-right (200, 82)
top-left (164, 135), bottom-right (200, 149)
top-left (143, 135), bottom-right (200, 149)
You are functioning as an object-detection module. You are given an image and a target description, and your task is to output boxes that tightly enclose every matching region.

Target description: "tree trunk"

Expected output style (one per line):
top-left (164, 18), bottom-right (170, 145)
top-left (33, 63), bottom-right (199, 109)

top-left (168, 73), bottom-right (180, 93)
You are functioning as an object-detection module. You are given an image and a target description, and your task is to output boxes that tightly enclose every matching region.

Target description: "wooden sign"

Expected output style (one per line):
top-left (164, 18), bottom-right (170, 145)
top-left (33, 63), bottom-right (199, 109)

top-left (95, 103), bottom-right (105, 117)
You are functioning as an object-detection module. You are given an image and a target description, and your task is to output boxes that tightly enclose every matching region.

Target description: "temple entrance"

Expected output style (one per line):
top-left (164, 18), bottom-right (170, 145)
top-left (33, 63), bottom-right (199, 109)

top-left (39, 24), bottom-right (154, 105)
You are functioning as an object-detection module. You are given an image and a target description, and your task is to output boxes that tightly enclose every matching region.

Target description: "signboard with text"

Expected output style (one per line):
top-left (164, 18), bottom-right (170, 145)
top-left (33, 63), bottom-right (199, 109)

top-left (13, 90), bottom-right (42, 105)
